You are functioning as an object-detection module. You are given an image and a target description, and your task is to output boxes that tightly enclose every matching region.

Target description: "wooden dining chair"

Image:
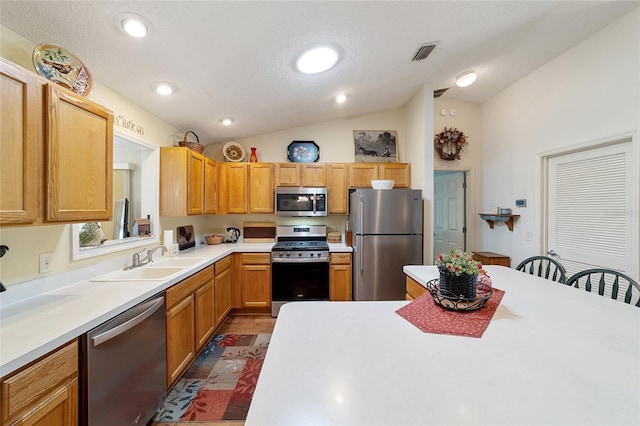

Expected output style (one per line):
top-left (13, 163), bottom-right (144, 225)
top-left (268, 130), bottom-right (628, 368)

top-left (515, 256), bottom-right (567, 283)
top-left (565, 269), bottom-right (640, 307)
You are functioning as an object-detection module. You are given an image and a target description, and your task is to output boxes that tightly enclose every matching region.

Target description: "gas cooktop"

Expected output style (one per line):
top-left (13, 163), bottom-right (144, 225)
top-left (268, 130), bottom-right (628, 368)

top-left (272, 240), bottom-right (329, 251)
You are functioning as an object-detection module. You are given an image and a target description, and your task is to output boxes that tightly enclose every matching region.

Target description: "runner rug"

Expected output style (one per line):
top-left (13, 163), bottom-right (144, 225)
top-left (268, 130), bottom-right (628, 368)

top-left (154, 333), bottom-right (271, 422)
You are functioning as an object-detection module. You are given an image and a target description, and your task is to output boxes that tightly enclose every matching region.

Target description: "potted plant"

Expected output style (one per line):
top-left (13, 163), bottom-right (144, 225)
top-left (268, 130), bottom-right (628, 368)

top-left (435, 249), bottom-right (485, 300)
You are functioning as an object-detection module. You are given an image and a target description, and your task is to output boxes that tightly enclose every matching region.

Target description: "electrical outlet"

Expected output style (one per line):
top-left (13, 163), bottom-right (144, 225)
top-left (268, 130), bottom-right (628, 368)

top-left (526, 232), bottom-right (532, 241)
top-left (39, 252), bottom-right (53, 274)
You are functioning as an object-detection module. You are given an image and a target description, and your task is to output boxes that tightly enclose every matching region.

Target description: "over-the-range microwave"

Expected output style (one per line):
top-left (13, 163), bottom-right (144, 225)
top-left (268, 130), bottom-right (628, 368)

top-left (275, 187), bottom-right (327, 217)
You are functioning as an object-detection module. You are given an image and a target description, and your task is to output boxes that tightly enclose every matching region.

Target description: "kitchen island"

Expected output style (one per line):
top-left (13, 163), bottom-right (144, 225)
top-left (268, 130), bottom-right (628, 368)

top-left (246, 265), bottom-right (640, 425)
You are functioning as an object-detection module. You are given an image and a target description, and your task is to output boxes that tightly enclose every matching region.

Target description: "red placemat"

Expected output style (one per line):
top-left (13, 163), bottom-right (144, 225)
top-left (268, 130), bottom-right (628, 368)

top-left (396, 288), bottom-right (505, 338)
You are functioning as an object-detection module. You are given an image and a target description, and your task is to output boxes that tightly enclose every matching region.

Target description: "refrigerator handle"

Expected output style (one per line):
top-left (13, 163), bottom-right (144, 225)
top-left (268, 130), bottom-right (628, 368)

top-left (359, 195), bottom-right (364, 233)
top-left (358, 244), bottom-right (363, 274)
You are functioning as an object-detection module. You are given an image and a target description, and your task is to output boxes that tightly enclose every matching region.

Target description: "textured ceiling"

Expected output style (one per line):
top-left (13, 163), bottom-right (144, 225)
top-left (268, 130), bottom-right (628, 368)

top-left (1, 1), bottom-right (638, 144)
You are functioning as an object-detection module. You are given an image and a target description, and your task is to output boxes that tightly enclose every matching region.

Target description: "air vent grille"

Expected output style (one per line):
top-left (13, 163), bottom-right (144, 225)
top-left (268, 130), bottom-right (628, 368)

top-left (412, 43), bottom-right (437, 62)
top-left (434, 88), bottom-right (449, 98)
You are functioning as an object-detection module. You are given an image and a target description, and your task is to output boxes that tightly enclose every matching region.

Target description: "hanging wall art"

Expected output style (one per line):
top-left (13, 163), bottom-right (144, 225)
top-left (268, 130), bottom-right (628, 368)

top-left (434, 127), bottom-right (469, 160)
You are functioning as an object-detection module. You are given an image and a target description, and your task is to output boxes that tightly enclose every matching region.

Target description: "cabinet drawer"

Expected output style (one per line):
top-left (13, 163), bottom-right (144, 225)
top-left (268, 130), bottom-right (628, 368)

top-left (241, 253), bottom-right (271, 265)
top-left (214, 255), bottom-right (231, 274)
top-left (166, 265), bottom-right (214, 309)
top-left (406, 276), bottom-right (427, 300)
top-left (1, 340), bottom-right (78, 423)
top-left (330, 253), bottom-right (352, 265)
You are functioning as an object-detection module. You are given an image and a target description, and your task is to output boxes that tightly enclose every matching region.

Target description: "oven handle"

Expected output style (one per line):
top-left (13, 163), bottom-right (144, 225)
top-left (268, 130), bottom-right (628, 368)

top-left (271, 257), bottom-right (329, 263)
top-left (91, 296), bottom-right (164, 347)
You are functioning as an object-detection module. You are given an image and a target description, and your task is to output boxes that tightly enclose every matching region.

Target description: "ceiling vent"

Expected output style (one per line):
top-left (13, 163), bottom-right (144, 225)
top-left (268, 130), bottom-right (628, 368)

top-left (434, 88), bottom-right (449, 98)
top-left (412, 43), bottom-right (437, 62)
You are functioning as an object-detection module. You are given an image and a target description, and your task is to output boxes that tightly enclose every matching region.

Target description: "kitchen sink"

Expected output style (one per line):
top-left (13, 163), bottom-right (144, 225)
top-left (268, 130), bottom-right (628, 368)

top-left (90, 266), bottom-right (185, 282)
top-left (145, 257), bottom-right (205, 268)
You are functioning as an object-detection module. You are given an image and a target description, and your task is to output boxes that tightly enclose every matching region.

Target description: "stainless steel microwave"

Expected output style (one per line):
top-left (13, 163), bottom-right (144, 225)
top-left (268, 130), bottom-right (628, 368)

top-left (275, 187), bottom-right (327, 217)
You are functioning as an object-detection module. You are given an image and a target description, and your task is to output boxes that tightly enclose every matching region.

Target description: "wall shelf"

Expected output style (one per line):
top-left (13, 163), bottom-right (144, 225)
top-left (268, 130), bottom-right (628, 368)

top-left (479, 214), bottom-right (520, 232)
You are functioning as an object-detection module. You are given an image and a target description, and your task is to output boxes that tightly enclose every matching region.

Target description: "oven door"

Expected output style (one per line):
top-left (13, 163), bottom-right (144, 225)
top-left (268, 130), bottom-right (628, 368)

top-left (271, 260), bottom-right (329, 316)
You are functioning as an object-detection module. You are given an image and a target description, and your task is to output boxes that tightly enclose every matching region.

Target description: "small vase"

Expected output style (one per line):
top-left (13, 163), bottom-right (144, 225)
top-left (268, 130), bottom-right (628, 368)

top-left (249, 147), bottom-right (258, 162)
top-left (439, 267), bottom-right (477, 300)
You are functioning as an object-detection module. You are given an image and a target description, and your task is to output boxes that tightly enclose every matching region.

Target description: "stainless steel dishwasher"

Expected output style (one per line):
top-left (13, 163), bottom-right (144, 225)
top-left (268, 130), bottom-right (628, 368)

top-left (82, 294), bottom-right (167, 426)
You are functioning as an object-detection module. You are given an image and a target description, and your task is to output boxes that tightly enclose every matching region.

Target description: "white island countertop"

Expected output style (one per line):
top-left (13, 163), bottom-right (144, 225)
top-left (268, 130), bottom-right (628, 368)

top-left (247, 265), bottom-right (640, 426)
top-left (0, 242), bottom-right (352, 377)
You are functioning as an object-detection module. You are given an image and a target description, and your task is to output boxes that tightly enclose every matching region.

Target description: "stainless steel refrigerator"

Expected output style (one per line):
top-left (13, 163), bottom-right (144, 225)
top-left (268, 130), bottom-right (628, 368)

top-left (349, 189), bottom-right (423, 301)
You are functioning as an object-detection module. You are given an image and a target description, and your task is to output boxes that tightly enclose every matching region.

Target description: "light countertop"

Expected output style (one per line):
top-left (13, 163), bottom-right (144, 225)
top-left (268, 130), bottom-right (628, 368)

top-left (246, 265), bottom-right (640, 425)
top-left (0, 242), bottom-right (352, 377)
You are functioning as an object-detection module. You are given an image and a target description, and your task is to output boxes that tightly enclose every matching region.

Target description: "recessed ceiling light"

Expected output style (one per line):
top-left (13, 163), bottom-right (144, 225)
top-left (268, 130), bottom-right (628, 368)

top-left (115, 13), bottom-right (152, 38)
top-left (219, 117), bottom-right (235, 126)
top-left (335, 93), bottom-right (347, 104)
top-left (296, 46), bottom-right (340, 74)
top-left (152, 82), bottom-right (175, 95)
top-left (456, 70), bottom-right (477, 87)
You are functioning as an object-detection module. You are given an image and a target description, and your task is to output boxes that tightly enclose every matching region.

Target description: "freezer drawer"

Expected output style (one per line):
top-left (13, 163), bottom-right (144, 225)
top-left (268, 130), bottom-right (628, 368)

top-left (353, 234), bottom-right (423, 300)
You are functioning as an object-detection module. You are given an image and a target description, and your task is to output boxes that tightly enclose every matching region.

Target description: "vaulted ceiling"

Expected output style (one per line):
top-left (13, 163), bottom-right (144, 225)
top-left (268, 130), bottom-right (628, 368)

top-left (1, 1), bottom-right (638, 144)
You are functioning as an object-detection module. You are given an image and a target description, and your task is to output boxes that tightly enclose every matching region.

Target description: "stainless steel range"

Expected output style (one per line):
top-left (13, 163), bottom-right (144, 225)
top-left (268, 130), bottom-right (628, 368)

top-left (271, 225), bottom-right (330, 316)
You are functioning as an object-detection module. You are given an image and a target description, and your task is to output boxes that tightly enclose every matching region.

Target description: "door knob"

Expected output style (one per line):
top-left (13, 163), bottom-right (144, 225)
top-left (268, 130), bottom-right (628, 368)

top-left (547, 250), bottom-right (558, 257)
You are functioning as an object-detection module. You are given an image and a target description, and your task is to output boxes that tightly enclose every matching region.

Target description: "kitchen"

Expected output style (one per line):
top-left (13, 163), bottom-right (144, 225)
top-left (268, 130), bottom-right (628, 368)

top-left (1, 1), bottom-right (639, 425)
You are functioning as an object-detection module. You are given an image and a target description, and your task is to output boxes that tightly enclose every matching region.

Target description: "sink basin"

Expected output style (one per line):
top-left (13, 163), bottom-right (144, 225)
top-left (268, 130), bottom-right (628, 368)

top-left (146, 257), bottom-right (205, 268)
top-left (90, 267), bottom-right (185, 282)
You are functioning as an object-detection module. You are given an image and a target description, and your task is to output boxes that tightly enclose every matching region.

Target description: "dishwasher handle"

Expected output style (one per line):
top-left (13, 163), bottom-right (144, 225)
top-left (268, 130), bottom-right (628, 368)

top-left (91, 296), bottom-right (164, 347)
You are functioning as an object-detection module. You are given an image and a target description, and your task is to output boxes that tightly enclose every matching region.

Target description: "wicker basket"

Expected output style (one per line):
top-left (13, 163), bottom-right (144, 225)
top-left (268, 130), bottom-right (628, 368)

top-left (205, 234), bottom-right (224, 245)
top-left (178, 131), bottom-right (204, 154)
top-left (327, 232), bottom-right (342, 243)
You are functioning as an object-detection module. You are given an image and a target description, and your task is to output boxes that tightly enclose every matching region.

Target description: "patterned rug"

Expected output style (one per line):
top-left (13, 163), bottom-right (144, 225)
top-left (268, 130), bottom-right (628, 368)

top-left (154, 333), bottom-right (271, 422)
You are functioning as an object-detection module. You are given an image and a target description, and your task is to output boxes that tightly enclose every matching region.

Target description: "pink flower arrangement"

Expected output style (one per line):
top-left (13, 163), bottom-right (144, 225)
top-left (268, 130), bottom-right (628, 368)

top-left (435, 249), bottom-right (486, 276)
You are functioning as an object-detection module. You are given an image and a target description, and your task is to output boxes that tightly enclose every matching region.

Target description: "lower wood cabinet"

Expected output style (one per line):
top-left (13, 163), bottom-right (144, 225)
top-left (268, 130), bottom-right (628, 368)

top-left (1, 340), bottom-right (78, 426)
top-left (406, 276), bottom-right (427, 300)
top-left (165, 265), bottom-right (214, 388)
top-left (240, 253), bottom-right (271, 308)
top-left (214, 255), bottom-right (232, 326)
top-left (330, 253), bottom-right (352, 301)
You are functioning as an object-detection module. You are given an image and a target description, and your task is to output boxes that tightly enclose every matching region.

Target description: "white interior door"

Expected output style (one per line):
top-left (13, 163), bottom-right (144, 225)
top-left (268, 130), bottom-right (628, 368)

top-left (433, 171), bottom-right (466, 257)
top-left (547, 139), bottom-right (637, 279)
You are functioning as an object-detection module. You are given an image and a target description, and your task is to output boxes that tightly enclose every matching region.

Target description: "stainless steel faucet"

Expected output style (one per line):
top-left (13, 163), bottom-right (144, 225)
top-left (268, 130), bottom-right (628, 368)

top-left (143, 245), bottom-right (168, 263)
top-left (125, 245), bottom-right (168, 270)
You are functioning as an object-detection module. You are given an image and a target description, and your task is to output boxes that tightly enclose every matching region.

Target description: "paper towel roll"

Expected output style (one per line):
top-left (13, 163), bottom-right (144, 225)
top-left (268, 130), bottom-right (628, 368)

top-left (163, 230), bottom-right (174, 248)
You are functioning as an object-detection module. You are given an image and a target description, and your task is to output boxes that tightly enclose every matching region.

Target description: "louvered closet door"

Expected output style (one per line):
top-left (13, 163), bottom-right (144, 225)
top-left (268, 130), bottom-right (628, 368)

top-left (547, 140), bottom-right (635, 278)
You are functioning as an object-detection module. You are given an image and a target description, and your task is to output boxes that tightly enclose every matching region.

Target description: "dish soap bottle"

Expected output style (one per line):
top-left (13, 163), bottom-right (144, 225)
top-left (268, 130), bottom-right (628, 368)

top-left (249, 147), bottom-right (258, 162)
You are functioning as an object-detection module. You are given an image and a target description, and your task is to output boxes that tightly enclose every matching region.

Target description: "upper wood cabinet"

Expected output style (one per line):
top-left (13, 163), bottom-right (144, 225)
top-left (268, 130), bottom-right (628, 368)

top-left (275, 163), bottom-right (327, 187)
top-left (204, 157), bottom-right (218, 214)
top-left (0, 58), bottom-right (40, 225)
top-left (218, 163), bottom-right (273, 214)
top-left (160, 147), bottom-right (216, 216)
top-left (349, 162), bottom-right (411, 188)
top-left (1, 58), bottom-right (114, 226)
top-left (327, 163), bottom-right (349, 215)
top-left (46, 85), bottom-right (114, 222)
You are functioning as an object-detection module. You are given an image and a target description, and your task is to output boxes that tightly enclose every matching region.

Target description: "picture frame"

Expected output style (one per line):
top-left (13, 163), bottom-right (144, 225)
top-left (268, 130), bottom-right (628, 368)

top-left (354, 130), bottom-right (398, 162)
top-left (287, 140), bottom-right (320, 162)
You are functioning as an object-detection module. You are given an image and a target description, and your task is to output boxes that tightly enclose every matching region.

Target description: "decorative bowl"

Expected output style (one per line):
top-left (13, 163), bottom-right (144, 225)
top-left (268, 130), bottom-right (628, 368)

top-left (371, 179), bottom-right (394, 190)
top-left (205, 235), bottom-right (224, 245)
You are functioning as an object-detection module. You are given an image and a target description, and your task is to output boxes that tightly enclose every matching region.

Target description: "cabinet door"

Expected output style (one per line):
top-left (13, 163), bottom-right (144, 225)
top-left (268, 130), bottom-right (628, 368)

top-left (10, 380), bottom-right (78, 426)
top-left (275, 163), bottom-right (300, 187)
top-left (248, 163), bottom-right (274, 213)
top-left (204, 157), bottom-right (217, 214)
top-left (0, 60), bottom-right (39, 226)
top-left (330, 253), bottom-right (352, 301)
top-left (241, 264), bottom-right (271, 307)
top-left (46, 85), bottom-right (113, 222)
top-left (166, 296), bottom-right (195, 388)
top-left (187, 150), bottom-right (205, 215)
top-left (301, 164), bottom-right (327, 187)
top-left (214, 268), bottom-right (232, 326)
top-left (218, 163), bottom-right (248, 214)
top-left (348, 163), bottom-right (378, 188)
top-left (194, 282), bottom-right (215, 350)
top-left (379, 163), bottom-right (411, 188)
top-left (327, 163), bottom-right (348, 214)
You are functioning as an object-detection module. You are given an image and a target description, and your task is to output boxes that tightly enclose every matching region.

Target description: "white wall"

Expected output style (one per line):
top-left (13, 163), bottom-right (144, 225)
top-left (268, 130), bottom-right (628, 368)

top-left (479, 8), bottom-right (640, 266)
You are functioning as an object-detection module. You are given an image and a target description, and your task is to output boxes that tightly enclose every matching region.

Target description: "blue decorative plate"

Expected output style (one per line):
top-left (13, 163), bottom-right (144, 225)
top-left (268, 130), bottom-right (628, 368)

top-left (287, 141), bottom-right (319, 163)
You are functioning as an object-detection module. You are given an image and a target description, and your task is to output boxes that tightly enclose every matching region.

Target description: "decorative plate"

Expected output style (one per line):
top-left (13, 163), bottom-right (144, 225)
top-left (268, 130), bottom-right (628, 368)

top-left (223, 142), bottom-right (246, 162)
top-left (33, 43), bottom-right (92, 96)
top-left (288, 141), bottom-right (319, 163)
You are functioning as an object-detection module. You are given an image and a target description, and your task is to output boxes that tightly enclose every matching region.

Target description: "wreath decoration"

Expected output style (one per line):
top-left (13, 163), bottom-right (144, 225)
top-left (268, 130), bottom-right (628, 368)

top-left (434, 127), bottom-right (468, 160)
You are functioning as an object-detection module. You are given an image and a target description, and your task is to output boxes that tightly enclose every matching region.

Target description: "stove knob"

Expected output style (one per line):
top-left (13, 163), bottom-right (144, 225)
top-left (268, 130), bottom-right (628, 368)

top-left (298, 253), bottom-right (303, 257)
top-left (310, 253), bottom-right (315, 257)
top-left (286, 253), bottom-right (290, 257)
